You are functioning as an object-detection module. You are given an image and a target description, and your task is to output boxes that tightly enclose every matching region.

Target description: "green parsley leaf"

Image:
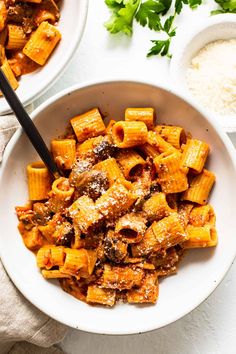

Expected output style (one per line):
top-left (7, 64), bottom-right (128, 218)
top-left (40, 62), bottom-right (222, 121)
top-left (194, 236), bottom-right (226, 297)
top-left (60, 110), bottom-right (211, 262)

top-left (163, 15), bottom-right (175, 33)
top-left (159, 0), bottom-right (172, 15)
top-left (105, 0), bottom-right (141, 36)
top-left (188, 0), bottom-right (202, 8)
top-left (213, 0), bottom-right (236, 13)
top-left (147, 38), bottom-right (171, 57)
top-left (105, 0), bottom-right (124, 10)
top-left (135, 0), bottom-right (165, 31)
top-left (175, 0), bottom-right (184, 14)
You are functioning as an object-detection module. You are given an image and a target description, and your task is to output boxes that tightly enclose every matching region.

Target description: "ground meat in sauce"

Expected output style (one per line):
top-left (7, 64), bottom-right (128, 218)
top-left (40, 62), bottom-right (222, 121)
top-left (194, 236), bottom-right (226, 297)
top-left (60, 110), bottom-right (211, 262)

top-left (71, 170), bottom-right (109, 200)
top-left (69, 159), bottom-right (93, 186)
top-left (93, 140), bottom-right (117, 161)
top-left (56, 228), bottom-right (74, 247)
top-left (33, 203), bottom-right (52, 225)
top-left (104, 232), bottom-right (127, 263)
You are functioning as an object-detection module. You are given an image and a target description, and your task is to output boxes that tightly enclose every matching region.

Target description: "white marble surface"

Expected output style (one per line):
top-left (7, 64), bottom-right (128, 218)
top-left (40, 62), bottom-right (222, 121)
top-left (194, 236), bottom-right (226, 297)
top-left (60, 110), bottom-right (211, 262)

top-left (35, 1), bottom-right (236, 353)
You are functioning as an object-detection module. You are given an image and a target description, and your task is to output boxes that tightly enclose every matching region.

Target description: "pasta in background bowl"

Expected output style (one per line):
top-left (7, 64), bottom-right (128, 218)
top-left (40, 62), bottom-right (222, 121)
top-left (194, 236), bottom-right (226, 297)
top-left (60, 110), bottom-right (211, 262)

top-left (0, 0), bottom-right (88, 114)
top-left (1, 80), bottom-right (236, 334)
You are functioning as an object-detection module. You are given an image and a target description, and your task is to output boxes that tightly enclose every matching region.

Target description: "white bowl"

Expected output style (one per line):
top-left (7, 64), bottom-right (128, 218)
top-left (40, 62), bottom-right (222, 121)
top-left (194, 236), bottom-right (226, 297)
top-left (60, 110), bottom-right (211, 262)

top-left (1, 80), bottom-right (236, 335)
top-left (170, 14), bottom-right (236, 132)
top-left (0, 0), bottom-right (88, 114)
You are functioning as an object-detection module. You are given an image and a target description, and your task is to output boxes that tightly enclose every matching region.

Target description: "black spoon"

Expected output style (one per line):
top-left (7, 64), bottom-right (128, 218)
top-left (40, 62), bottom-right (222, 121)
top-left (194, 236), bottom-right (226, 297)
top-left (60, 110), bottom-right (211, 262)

top-left (0, 68), bottom-right (62, 179)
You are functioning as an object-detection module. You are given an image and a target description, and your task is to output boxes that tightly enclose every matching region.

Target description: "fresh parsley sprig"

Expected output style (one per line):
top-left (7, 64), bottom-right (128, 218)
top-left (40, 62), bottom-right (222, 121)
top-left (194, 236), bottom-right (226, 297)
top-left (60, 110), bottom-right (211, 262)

top-left (211, 0), bottom-right (236, 14)
top-left (105, 0), bottom-right (141, 36)
top-left (147, 14), bottom-right (176, 58)
top-left (104, 0), bottom-right (229, 58)
top-left (135, 0), bottom-right (171, 31)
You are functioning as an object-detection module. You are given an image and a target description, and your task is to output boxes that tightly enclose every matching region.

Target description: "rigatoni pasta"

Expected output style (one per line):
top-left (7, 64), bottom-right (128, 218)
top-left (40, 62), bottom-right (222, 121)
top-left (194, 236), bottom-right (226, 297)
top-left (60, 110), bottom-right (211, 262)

top-left (183, 224), bottom-right (217, 248)
top-left (117, 149), bottom-right (146, 180)
top-left (125, 107), bottom-right (155, 129)
top-left (71, 108), bottom-right (106, 143)
top-left (6, 25), bottom-right (28, 50)
top-left (93, 158), bottom-right (124, 186)
top-left (16, 106), bottom-right (217, 307)
top-left (154, 151), bottom-right (189, 193)
top-left (27, 161), bottom-right (51, 200)
top-left (51, 139), bottom-right (76, 170)
top-left (181, 138), bottom-right (209, 173)
top-left (154, 125), bottom-right (186, 150)
top-left (182, 169), bottom-right (215, 205)
top-left (112, 120), bottom-right (148, 148)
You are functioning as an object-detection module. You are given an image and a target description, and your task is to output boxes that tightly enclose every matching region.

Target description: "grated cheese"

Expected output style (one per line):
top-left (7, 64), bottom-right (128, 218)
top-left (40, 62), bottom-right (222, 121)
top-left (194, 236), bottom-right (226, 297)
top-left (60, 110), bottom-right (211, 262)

top-left (186, 39), bottom-right (236, 116)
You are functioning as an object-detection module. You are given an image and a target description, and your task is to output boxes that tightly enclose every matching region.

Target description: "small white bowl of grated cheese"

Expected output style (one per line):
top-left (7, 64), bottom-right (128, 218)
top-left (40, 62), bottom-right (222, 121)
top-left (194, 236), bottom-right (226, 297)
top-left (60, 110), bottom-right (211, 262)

top-left (170, 14), bottom-right (236, 132)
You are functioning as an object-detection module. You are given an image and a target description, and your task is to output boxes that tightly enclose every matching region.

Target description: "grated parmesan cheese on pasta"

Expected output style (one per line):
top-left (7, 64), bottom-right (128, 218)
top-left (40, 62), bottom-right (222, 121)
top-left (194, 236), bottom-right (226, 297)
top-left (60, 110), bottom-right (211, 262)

top-left (186, 39), bottom-right (236, 116)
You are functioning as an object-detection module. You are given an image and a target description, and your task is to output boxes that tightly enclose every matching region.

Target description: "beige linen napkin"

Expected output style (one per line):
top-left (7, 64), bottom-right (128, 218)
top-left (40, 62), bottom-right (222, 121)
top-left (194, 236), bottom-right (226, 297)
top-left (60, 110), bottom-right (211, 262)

top-left (0, 110), bottom-right (68, 353)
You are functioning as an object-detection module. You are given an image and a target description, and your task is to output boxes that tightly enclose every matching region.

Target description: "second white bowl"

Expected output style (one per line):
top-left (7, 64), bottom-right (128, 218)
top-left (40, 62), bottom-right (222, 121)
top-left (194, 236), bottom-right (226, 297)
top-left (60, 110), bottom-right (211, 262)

top-left (170, 14), bottom-right (236, 132)
top-left (0, 0), bottom-right (88, 114)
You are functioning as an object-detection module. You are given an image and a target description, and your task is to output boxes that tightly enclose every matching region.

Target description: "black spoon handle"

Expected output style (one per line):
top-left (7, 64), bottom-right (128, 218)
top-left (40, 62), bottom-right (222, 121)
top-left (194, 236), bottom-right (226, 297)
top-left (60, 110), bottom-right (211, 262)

top-left (0, 69), bottom-right (61, 179)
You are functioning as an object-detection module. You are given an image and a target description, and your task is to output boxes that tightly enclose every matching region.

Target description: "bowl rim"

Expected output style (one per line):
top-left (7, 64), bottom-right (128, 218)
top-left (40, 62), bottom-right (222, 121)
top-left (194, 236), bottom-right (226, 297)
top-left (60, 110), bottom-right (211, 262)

top-left (169, 13), bottom-right (236, 133)
top-left (0, 0), bottom-right (89, 115)
top-left (1, 78), bottom-right (236, 335)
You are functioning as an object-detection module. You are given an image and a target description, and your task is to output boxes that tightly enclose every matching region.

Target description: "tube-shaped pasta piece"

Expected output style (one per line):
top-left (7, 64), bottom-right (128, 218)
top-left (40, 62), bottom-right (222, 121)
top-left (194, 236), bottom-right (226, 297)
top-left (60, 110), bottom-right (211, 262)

top-left (142, 192), bottom-right (174, 221)
top-left (93, 158), bottom-right (124, 186)
top-left (69, 195), bottom-right (103, 233)
top-left (76, 135), bottom-right (104, 160)
top-left (132, 213), bottom-right (187, 256)
top-left (0, 1), bottom-right (7, 32)
top-left (147, 131), bottom-right (177, 154)
top-left (95, 179), bottom-right (136, 219)
top-left (86, 285), bottom-right (116, 306)
top-left (127, 272), bottom-right (158, 304)
top-left (177, 202), bottom-right (194, 228)
top-left (42, 269), bottom-right (70, 279)
top-left (51, 139), bottom-right (76, 170)
top-left (154, 125), bottom-right (186, 149)
top-left (27, 162), bottom-right (51, 200)
top-left (112, 121), bottom-right (148, 148)
top-left (87, 250), bottom-right (98, 275)
top-left (138, 143), bottom-right (160, 159)
top-left (181, 139), bottom-right (209, 173)
top-left (125, 108), bottom-right (155, 129)
top-left (101, 264), bottom-right (144, 290)
top-left (6, 25), bottom-right (28, 50)
top-left (37, 246), bottom-right (65, 269)
top-left (182, 169), bottom-right (215, 205)
top-left (71, 108), bottom-right (106, 143)
top-left (189, 204), bottom-right (216, 226)
top-left (59, 248), bottom-right (97, 278)
top-left (115, 213), bottom-right (147, 243)
top-left (183, 224), bottom-right (217, 248)
top-left (47, 177), bottom-right (74, 213)
top-left (23, 21), bottom-right (61, 65)
top-left (1, 58), bottom-right (19, 91)
top-left (106, 119), bottom-right (116, 136)
top-left (154, 151), bottom-right (189, 193)
top-left (59, 248), bottom-right (87, 278)
top-left (117, 150), bottom-right (146, 180)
